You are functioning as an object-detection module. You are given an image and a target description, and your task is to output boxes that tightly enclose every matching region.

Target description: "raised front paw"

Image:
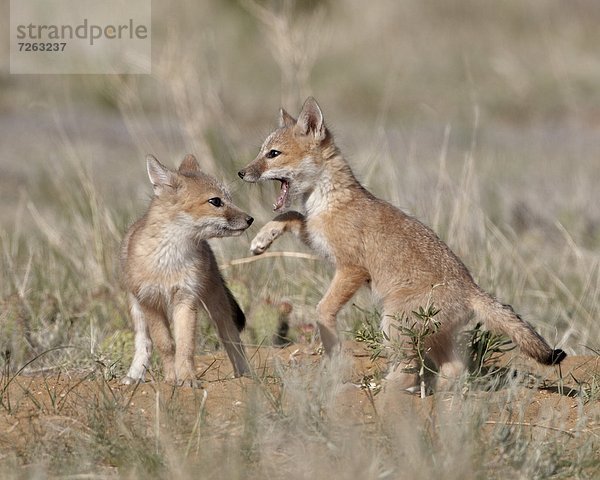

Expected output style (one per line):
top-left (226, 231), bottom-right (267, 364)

top-left (250, 223), bottom-right (284, 255)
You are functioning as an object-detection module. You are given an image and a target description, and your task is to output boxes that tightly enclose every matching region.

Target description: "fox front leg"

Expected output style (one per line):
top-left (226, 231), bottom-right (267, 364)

top-left (250, 211), bottom-right (307, 255)
top-left (122, 294), bottom-right (152, 384)
top-left (317, 267), bottom-right (370, 356)
top-left (171, 296), bottom-right (201, 388)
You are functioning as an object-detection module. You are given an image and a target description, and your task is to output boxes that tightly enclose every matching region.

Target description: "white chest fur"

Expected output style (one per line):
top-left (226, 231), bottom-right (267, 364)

top-left (306, 217), bottom-right (334, 263)
top-left (303, 171), bottom-right (337, 261)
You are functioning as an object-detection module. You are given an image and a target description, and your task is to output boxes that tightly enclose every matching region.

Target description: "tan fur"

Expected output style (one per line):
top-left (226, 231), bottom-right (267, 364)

top-left (121, 154), bottom-right (253, 387)
top-left (239, 97), bottom-right (566, 391)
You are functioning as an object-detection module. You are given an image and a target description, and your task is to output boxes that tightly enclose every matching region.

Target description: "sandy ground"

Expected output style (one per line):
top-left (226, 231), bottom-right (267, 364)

top-left (1, 341), bottom-right (598, 467)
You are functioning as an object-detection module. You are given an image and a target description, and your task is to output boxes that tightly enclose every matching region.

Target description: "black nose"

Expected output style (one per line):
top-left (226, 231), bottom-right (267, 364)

top-left (246, 216), bottom-right (254, 226)
top-left (238, 170), bottom-right (245, 179)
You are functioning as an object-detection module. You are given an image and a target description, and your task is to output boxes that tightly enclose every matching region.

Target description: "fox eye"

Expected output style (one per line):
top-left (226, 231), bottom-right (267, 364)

top-left (208, 197), bottom-right (223, 207)
top-left (266, 149), bottom-right (281, 159)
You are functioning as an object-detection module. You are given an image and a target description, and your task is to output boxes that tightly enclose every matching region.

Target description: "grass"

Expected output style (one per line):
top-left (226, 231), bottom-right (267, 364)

top-left (0, 347), bottom-right (598, 479)
top-left (1, 0), bottom-right (600, 477)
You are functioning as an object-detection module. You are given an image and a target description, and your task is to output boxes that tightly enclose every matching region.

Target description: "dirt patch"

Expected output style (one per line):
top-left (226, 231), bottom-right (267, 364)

top-left (0, 343), bottom-right (598, 476)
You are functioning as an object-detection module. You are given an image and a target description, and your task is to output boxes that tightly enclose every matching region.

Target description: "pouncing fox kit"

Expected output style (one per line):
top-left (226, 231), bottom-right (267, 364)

top-left (239, 97), bottom-right (566, 392)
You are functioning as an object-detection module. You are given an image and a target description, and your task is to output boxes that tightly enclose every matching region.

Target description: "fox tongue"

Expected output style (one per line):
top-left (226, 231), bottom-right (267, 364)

top-left (273, 180), bottom-right (289, 211)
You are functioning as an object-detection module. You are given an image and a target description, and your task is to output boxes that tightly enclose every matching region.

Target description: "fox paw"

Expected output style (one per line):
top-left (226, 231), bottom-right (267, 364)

top-left (234, 366), bottom-right (253, 378)
top-left (250, 224), bottom-right (283, 255)
top-left (175, 377), bottom-right (202, 389)
top-left (121, 375), bottom-right (144, 385)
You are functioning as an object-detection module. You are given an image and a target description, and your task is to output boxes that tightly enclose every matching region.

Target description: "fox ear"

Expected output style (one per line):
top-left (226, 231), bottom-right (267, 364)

top-left (295, 96), bottom-right (325, 140)
top-left (178, 154), bottom-right (201, 174)
top-left (279, 108), bottom-right (296, 128)
top-left (146, 154), bottom-right (176, 195)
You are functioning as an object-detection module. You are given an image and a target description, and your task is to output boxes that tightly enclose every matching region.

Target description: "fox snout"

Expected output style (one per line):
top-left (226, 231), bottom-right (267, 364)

top-left (238, 168), bottom-right (256, 182)
top-left (230, 212), bottom-right (254, 228)
top-left (238, 159), bottom-right (265, 183)
top-left (227, 211), bottom-right (254, 234)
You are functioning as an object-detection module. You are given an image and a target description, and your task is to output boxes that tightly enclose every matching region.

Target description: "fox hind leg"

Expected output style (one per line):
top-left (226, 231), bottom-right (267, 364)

top-left (380, 312), bottom-right (440, 394)
top-left (427, 338), bottom-right (466, 392)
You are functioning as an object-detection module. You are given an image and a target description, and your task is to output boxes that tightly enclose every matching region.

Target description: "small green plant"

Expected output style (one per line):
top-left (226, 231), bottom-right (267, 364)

top-left (354, 301), bottom-right (441, 397)
top-left (354, 305), bottom-right (521, 395)
top-left (462, 322), bottom-right (514, 376)
top-left (354, 308), bottom-right (385, 361)
top-left (394, 304), bottom-right (441, 398)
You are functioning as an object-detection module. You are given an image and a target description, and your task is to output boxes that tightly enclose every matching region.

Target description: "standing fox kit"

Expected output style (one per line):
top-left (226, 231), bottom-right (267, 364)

top-left (121, 154), bottom-right (253, 387)
top-left (239, 97), bottom-right (566, 390)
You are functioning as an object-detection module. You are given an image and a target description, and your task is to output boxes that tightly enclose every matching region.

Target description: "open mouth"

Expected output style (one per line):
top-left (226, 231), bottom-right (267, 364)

top-left (273, 179), bottom-right (290, 211)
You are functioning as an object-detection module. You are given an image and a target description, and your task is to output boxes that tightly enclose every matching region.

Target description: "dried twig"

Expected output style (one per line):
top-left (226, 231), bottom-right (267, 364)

top-left (219, 251), bottom-right (320, 269)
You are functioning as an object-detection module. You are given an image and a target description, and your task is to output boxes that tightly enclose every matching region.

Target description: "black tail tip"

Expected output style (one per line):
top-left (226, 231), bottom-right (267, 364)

top-left (547, 349), bottom-right (567, 365)
top-left (233, 306), bottom-right (246, 332)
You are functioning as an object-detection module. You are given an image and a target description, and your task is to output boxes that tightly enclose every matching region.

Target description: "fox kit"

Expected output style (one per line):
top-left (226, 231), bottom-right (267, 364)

top-left (121, 154), bottom-right (253, 387)
top-left (238, 97), bottom-right (566, 391)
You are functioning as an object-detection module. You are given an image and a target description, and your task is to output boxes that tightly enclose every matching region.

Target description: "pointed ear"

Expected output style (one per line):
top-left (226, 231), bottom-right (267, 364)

top-left (295, 96), bottom-right (325, 140)
top-left (279, 108), bottom-right (296, 128)
top-left (146, 154), bottom-right (176, 195)
top-left (178, 154), bottom-right (201, 174)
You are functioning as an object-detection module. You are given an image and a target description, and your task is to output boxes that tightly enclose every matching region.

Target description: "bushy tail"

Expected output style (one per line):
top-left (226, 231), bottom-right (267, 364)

top-left (471, 292), bottom-right (566, 365)
top-left (224, 284), bottom-right (246, 332)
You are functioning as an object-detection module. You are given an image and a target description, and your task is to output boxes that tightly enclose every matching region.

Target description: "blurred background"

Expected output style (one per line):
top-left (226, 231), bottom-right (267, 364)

top-left (1, 0), bottom-right (599, 371)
